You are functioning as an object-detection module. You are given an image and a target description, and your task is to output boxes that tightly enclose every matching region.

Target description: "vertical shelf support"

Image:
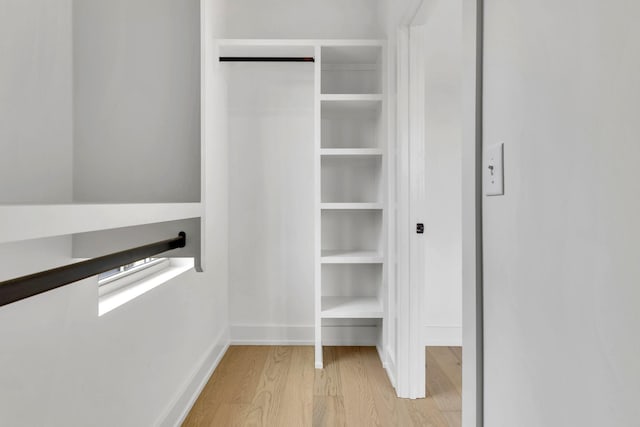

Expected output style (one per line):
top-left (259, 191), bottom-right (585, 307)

top-left (314, 44), bottom-right (323, 369)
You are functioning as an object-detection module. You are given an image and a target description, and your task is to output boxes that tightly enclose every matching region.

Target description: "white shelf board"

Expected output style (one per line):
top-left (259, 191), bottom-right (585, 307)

top-left (321, 250), bottom-right (384, 264)
top-left (217, 39), bottom-right (384, 58)
top-left (319, 40), bottom-right (385, 47)
top-left (218, 39), bottom-right (384, 47)
top-left (321, 95), bottom-right (383, 113)
top-left (218, 39), bottom-right (316, 46)
top-left (321, 203), bottom-right (383, 210)
top-left (218, 42), bottom-right (314, 58)
top-left (0, 203), bottom-right (203, 244)
top-left (320, 148), bottom-right (383, 157)
top-left (320, 94), bottom-right (383, 102)
top-left (321, 296), bottom-right (383, 318)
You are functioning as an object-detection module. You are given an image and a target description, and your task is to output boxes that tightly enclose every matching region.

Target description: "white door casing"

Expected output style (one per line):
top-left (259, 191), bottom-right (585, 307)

top-left (395, 23), bottom-right (427, 399)
top-left (395, 1), bottom-right (484, 424)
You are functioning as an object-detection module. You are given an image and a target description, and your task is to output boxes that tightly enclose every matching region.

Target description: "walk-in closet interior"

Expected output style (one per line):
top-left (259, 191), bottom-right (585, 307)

top-left (0, 1), bottom-right (465, 425)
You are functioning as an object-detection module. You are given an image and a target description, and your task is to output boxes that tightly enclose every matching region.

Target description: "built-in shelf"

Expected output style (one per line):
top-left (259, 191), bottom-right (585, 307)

top-left (0, 203), bottom-right (203, 244)
top-left (321, 296), bottom-right (383, 318)
top-left (315, 40), bottom-right (386, 369)
top-left (320, 148), bottom-right (383, 157)
top-left (320, 94), bottom-right (383, 102)
top-left (218, 40), bottom-right (315, 59)
top-left (321, 250), bottom-right (384, 264)
top-left (320, 203), bottom-right (383, 210)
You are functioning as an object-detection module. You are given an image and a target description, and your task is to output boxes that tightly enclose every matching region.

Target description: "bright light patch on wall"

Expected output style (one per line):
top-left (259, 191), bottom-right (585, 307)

top-left (98, 258), bottom-right (194, 316)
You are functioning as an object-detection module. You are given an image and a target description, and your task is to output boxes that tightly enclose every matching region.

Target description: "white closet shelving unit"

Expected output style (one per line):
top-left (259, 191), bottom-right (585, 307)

top-left (316, 41), bottom-right (387, 369)
top-left (218, 39), bottom-right (387, 370)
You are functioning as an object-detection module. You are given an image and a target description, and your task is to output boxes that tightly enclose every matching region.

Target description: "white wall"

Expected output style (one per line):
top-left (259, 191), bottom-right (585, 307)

top-left (422, 0), bottom-right (463, 346)
top-left (72, 0), bottom-right (201, 203)
top-left (227, 63), bottom-right (315, 342)
top-left (0, 1), bottom-right (230, 425)
top-left (224, 0), bottom-right (384, 39)
top-left (0, 0), bottom-right (73, 203)
top-left (483, 1), bottom-right (640, 426)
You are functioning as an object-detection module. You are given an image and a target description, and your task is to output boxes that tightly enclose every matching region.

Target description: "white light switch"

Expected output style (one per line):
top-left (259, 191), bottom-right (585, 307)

top-left (485, 143), bottom-right (504, 196)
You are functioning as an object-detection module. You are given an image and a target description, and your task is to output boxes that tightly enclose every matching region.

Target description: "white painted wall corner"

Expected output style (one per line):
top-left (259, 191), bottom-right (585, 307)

top-left (157, 327), bottom-right (230, 427)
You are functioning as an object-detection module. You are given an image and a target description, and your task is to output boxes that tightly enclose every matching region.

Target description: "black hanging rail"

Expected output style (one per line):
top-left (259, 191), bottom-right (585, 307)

top-left (0, 232), bottom-right (186, 308)
top-left (219, 56), bottom-right (315, 62)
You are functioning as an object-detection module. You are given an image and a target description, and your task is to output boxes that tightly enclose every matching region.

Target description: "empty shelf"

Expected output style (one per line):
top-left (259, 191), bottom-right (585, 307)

top-left (320, 148), bottom-right (383, 157)
top-left (218, 39), bottom-right (315, 58)
top-left (321, 203), bottom-right (383, 210)
top-left (321, 250), bottom-right (384, 264)
top-left (321, 94), bottom-right (383, 102)
top-left (321, 95), bottom-right (382, 115)
top-left (321, 296), bottom-right (383, 318)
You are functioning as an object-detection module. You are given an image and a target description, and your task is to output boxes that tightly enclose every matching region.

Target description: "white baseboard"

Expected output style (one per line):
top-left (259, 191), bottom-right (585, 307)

top-left (231, 325), bottom-right (312, 344)
top-left (385, 349), bottom-right (397, 389)
top-left (376, 344), bottom-right (385, 367)
top-left (377, 345), bottom-right (398, 391)
top-left (424, 325), bottom-right (462, 346)
top-left (230, 324), bottom-right (380, 346)
top-left (157, 327), bottom-right (230, 427)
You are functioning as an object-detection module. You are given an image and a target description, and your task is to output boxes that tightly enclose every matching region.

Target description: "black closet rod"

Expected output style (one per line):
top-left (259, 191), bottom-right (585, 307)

top-left (219, 56), bottom-right (315, 62)
top-left (0, 232), bottom-right (186, 308)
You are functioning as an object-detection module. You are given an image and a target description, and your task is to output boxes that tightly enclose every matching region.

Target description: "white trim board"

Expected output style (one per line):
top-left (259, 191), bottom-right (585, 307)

top-left (424, 326), bottom-right (463, 347)
top-left (461, 0), bottom-right (484, 425)
top-left (407, 23), bottom-right (427, 399)
top-left (385, 349), bottom-right (398, 389)
top-left (156, 328), bottom-right (230, 427)
top-left (396, 23), bottom-right (430, 399)
top-left (218, 39), bottom-right (386, 47)
top-left (230, 324), bottom-right (381, 346)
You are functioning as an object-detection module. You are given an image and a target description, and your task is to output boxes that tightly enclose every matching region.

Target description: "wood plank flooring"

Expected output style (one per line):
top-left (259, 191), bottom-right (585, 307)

top-left (183, 346), bottom-right (461, 427)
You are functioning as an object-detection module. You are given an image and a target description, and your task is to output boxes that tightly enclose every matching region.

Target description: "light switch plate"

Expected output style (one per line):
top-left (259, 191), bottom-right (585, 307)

top-left (485, 143), bottom-right (504, 196)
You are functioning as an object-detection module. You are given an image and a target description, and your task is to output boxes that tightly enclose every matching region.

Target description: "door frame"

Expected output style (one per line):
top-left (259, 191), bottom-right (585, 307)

top-left (395, 1), bottom-right (484, 426)
top-left (461, 0), bottom-right (484, 425)
top-left (395, 23), bottom-right (427, 399)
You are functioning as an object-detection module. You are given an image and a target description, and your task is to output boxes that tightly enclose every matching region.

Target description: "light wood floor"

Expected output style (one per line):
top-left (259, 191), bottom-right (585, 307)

top-left (183, 346), bottom-right (461, 427)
